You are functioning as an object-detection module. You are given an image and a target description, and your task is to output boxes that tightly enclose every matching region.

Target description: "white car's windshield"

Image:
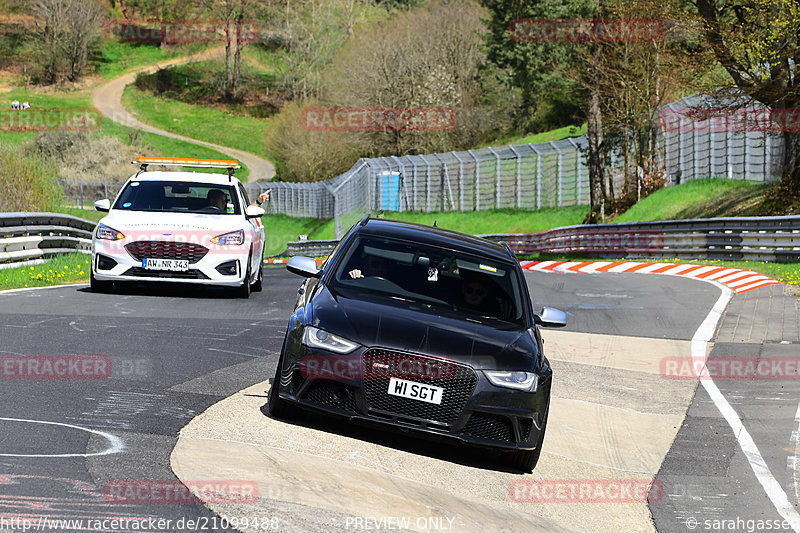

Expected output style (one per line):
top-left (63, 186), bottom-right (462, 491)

top-left (113, 180), bottom-right (241, 214)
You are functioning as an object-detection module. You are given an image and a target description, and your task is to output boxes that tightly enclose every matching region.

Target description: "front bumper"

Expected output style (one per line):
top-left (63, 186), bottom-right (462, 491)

top-left (276, 347), bottom-right (550, 451)
top-left (92, 239), bottom-right (249, 287)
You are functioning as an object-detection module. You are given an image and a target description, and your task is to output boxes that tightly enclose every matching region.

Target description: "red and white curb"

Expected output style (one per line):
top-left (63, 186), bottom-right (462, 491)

top-left (520, 260), bottom-right (782, 294)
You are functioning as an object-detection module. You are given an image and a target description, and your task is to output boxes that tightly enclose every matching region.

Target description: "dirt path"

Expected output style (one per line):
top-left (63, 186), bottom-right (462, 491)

top-left (92, 47), bottom-right (275, 181)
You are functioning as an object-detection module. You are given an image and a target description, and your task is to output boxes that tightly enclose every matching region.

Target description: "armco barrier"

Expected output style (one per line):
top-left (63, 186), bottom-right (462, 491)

top-left (282, 215), bottom-right (800, 263)
top-left (0, 213), bottom-right (94, 266)
top-left (4, 213), bottom-right (798, 269)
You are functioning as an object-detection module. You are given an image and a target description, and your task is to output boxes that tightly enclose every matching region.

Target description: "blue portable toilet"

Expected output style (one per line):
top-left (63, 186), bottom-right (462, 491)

top-left (379, 171), bottom-right (400, 211)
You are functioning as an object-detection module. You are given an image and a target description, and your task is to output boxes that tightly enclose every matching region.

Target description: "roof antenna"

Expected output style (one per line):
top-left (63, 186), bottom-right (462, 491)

top-left (432, 220), bottom-right (437, 227)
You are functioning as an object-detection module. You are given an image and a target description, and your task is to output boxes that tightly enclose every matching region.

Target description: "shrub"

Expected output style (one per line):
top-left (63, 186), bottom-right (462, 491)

top-left (0, 145), bottom-right (62, 212)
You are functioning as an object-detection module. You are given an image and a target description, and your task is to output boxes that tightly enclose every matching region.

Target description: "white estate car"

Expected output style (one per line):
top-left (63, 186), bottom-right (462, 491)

top-left (91, 157), bottom-right (266, 298)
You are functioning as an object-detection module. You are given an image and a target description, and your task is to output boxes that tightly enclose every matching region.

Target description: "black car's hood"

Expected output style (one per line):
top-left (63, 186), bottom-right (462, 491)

top-left (310, 285), bottom-right (540, 371)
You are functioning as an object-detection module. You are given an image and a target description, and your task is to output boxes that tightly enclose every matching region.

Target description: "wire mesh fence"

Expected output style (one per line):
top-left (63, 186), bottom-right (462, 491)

top-left (60, 93), bottom-right (787, 238)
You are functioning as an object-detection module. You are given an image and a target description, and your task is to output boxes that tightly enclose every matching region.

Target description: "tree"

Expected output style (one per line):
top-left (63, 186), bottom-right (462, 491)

top-left (29, 0), bottom-right (104, 83)
top-left (480, 0), bottom-right (594, 131)
top-left (694, 0), bottom-right (800, 193)
top-left (202, 0), bottom-right (256, 99)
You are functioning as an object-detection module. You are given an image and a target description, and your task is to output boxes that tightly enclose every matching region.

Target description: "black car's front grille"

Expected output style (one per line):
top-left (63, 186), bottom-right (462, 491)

top-left (461, 413), bottom-right (515, 442)
top-left (362, 349), bottom-right (477, 427)
top-left (125, 241), bottom-right (209, 264)
top-left (302, 380), bottom-right (358, 412)
top-left (123, 267), bottom-right (209, 279)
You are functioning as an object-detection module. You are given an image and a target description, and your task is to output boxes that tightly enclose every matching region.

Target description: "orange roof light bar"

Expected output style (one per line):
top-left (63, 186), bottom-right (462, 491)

top-left (133, 156), bottom-right (241, 169)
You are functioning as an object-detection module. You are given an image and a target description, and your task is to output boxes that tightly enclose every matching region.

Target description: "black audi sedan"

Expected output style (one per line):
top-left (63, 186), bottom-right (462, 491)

top-left (268, 216), bottom-right (566, 471)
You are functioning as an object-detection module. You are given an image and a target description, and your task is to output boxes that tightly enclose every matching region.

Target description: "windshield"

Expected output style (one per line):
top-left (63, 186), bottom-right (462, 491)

top-left (113, 180), bottom-right (241, 214)
top-left (331, 236), bottom-right (527, 326)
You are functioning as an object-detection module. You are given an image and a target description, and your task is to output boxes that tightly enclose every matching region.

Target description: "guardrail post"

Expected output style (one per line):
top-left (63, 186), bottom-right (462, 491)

top-left (528, 144), bottom-right (541, 210)
top-left (550, 141), bottom-right (563, 207)
top-left (80, 182), bottom-right (84, 209)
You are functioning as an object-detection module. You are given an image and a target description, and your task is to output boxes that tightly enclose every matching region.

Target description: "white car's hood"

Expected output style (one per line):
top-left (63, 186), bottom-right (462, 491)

top-left (100, 210), bottom-right (245, 233)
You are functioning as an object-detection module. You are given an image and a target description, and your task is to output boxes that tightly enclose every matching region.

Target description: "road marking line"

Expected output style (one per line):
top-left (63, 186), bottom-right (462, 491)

top-left (691, 287), bottom-right (800, 532)
top-left (0, 417), bottom-right (124, 457)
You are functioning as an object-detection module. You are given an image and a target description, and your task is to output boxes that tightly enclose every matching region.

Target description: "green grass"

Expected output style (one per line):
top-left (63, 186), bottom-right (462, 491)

top-left (307, 206), bottom-right (589, 241)
top-left (262, 214), bottom-right (330, 256)
top-left (487, 123), bottom-right (588, 148)
top-left (0, 253), bottom-right (91, 290)
top-left (613, 178), bottom-right (767, 223)
top-left (94, 41), bottom-right (209, 79)
top-left (100, 121), bottom-right (251, 181)
top-left (0, 89), bottom-right (250, 179)
top-left (122, 85), bottom-right (271, 161)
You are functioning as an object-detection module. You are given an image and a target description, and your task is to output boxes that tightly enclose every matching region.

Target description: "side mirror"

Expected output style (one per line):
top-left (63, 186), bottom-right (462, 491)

top-left (535, 307), bottom-right (567, 328)
top-left (245, 205), bottom-right (265, 219)
top-left (94, 199), bottom-right (111, 212)
top-left (287, 256), bottom-right (321, 278)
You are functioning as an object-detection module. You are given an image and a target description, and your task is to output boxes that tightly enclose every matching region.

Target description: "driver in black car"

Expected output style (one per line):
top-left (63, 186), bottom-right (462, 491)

top-left (348, 254), bottom-right (391, 279)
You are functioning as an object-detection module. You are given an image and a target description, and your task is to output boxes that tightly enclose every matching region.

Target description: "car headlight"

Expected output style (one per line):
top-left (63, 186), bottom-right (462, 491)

top-left (302, 326), bottom-right (359, 354)
top-left (484, 371), bottom-right (539, 392)
top-left (211, 229), bottom-right (244, 245)
top-left (96, 223), bottom-right (124, 240)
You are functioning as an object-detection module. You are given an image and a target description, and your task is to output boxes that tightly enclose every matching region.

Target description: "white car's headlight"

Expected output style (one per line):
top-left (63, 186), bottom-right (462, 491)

top-left (211, 229), bottom-right (244, 245)
top-left (484, 371), bottom-right (539, 392)
top-left (96, 223), bottom-right (124, 240)
top-left (302, 327), bottom-right (359, 354)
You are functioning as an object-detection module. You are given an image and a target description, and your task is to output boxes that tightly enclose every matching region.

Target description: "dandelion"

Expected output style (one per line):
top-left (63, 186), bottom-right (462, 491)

top-left (64, 266), bottom-right (68, 269)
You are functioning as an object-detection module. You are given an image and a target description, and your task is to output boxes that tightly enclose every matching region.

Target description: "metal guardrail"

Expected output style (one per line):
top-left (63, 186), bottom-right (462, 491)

top-left (3, 213), bottom-right (798, 269)
top-left (282, 216), bottom-right (800, 263)
top-left (0, 213), bottom-right (94, 266)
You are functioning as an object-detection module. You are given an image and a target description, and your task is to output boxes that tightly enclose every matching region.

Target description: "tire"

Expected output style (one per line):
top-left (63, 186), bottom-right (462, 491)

top-left (267, 351), bottom-right (302, 419)
top-left (236, 258), bottom-right (252, 299)
top-left (509, 408), bottom-right (548, 473)
top-left (90, 271), bottom-right (113, 293)
top-left (252, 263), bottom-right (263, 292)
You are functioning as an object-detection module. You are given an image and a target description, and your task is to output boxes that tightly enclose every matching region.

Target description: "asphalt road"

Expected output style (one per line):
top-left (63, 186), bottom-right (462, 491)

top-left (0, 267), bottom-right (795, 532)
top-left (0, 270), bottom-right (295, 531)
